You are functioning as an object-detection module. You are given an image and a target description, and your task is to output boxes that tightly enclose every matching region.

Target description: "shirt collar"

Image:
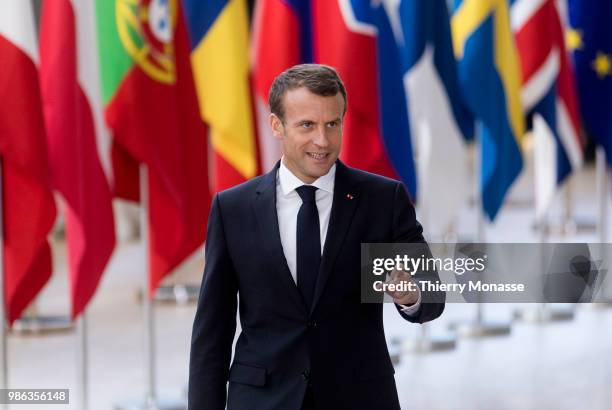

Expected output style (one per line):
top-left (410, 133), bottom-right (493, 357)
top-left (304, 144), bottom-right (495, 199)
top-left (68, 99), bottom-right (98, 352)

top-left (278, 157), bottom-right (336, 197)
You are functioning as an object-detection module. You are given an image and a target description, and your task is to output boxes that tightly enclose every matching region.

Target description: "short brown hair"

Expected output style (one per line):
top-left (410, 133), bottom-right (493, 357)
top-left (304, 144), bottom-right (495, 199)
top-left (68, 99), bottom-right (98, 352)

top-left (269, 64), bottom-right (347, 121)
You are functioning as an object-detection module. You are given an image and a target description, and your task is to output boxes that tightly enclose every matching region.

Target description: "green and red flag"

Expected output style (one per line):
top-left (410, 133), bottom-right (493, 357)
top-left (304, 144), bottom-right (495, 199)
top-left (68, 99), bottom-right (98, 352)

top-left (95, 0), bottom-right (210, 293)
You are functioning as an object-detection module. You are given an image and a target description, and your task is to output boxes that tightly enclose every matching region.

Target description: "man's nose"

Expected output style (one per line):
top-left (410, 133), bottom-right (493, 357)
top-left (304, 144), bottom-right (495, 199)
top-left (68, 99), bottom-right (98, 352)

top-left (313, 126), bottom-right (330, 147)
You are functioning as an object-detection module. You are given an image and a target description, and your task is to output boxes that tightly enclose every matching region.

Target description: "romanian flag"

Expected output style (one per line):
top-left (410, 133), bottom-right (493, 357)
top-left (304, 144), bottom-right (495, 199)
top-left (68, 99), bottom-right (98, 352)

top-left (452, 0), bottom-right (525, 221)
top-left (95, 0), bottom-right (210, 293)
top-left (183, 0), bottom-right (258, 191)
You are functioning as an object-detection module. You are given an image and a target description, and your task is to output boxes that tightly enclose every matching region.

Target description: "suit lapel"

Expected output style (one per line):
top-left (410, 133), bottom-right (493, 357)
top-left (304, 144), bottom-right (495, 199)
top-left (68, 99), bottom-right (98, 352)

top-left (252, 162), bottom-right (307, 314)
top-left (311, 161), bottom-right (360, 312)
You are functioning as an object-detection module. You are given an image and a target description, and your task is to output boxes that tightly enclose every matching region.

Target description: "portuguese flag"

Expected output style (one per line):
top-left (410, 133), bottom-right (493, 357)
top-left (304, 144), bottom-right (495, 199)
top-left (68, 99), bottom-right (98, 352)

top-left (95, 0), bottom-right (210, 293)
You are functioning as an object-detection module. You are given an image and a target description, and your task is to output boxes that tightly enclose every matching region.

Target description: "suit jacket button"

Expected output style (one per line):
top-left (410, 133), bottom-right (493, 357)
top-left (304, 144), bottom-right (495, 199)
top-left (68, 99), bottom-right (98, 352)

top-left (302, 369), bottom-right (310, 381)
top-left (307, 320), bottom-right (317, 328)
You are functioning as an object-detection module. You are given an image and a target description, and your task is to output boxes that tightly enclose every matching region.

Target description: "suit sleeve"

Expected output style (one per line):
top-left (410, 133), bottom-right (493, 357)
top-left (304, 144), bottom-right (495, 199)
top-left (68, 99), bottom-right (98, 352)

top-left (188, 194), bottom-right (238, 410)
top-left (391, 182), bottom-right (445, 324)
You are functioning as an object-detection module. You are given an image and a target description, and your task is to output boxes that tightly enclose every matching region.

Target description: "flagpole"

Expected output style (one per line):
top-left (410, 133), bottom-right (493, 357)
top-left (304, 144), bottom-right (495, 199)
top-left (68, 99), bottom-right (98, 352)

top-left (115, 165), bottom-right (185, 410)
top-left (594, 147), bottom-right (612, 304)
top-left (561, 179), bottom-right (578, 235)
top-left (450, 125), bottom-right (510, 338)
top-left (596, 146), bottom-right (608, 244)
top-left (153, 283), bottom-right (199, 305)
top-left (11, 302), bottom-right (72, 334)
top-left (398, 148), bottom-right (456, 355)
top-left (550, 168), bottom-right (596, 235)
top-left (77, 312), bottom-right (88, 410)
top-left (0, 158), bottom-right (9, 407)
top-left (560, 164), bottom-right (596, 235)
top-left (399, 321), bottom-right (456, 354)
top-left (399, 228), bottom-right (456, 352)
top-left (514, 123), bottom-right (574, 322)
top-left (514, 205), bottom-right (574, 322)
top-left (140, 166), bottom-right (156, 407)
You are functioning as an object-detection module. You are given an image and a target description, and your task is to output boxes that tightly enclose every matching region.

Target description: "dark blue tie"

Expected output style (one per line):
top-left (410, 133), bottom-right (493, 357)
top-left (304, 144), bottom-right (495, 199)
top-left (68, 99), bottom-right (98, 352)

top-left (295, 185), bottom-right (320, 309)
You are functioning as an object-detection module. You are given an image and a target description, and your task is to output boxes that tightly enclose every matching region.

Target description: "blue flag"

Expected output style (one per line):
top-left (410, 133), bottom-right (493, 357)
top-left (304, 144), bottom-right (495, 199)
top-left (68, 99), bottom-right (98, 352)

top-left (451, 0), bottom-right (525, 221)
top-left (568, 0), bottom-right (612, 164)
top-left (379, 0), bottom-right (473, 233)
top-left (373, 2), bottom-right (418, 199)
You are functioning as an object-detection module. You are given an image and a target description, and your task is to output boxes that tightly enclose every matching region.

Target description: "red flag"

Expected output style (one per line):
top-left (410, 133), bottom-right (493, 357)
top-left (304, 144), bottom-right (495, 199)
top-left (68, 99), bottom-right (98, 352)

top-left (96, 0), bottom-right (210, 293)
top-left (39, 0), bottom-right (116, 319)
top-left (0, 1), bottom-right (56, 324)
top-left (311, 0), bottom-right (398, 180)
top-left (251, 0), bottom-right (301, 172)
top-left (512, 0), bottom-right (584, 215)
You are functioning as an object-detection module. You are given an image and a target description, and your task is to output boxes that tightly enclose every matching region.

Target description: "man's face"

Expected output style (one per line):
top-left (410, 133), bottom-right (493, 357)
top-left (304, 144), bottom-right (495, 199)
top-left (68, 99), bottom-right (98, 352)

top-left (270, 87), bottom-right (344, 184)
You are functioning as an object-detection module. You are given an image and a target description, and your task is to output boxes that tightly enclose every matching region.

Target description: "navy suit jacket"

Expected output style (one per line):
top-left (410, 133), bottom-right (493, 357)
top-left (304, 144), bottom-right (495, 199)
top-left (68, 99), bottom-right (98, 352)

top-left (188, 161), bottom-right (445, 410)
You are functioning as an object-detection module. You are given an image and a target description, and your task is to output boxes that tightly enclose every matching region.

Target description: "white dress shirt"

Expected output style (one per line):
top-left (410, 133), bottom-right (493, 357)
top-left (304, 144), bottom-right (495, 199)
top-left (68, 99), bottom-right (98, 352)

top-left (275, 158), bottom-right (421, 315)
top-left (277, 159), bottom-right (335, 281)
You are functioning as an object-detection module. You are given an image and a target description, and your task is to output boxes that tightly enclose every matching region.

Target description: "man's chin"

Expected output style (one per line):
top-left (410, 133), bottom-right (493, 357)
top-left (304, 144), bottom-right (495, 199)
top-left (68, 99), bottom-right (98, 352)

top-left (306, 163), bottom-right (334, 178)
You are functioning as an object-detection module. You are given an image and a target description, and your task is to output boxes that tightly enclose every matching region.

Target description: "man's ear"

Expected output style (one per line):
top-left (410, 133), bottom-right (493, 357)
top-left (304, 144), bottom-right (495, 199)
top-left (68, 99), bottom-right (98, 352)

top-left (269, 114), bottom-right (284, 141)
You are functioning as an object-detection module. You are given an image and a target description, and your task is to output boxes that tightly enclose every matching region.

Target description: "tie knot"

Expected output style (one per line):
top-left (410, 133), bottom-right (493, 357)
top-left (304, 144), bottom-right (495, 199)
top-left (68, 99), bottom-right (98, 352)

top-left (296, 185), bottom-right (318, 203)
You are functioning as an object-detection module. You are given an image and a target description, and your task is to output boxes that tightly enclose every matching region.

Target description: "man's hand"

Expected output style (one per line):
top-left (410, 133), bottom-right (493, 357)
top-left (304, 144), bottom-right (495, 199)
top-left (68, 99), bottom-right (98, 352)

top-left (384, 269), bottom-right (419, 306)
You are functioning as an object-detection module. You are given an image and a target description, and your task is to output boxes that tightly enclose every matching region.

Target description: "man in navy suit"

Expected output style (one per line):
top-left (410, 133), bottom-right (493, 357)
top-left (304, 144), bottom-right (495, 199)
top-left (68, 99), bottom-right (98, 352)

top-left (189, 64), bottom-right (445, 410)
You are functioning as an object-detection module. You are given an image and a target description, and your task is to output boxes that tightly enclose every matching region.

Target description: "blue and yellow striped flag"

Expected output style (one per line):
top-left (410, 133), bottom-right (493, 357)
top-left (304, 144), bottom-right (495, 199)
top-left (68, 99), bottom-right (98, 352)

top-left (183, 0), bottom-right (257, 191)
top-left (452, 0), bottom-right (525, 220)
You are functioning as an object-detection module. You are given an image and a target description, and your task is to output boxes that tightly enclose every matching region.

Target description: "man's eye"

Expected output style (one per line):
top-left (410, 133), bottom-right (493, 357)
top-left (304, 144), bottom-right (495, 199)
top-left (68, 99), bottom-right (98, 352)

top-left (301, 122), bottom-right (313, 128)
top-left (327, 121), bottom-right (339, 128)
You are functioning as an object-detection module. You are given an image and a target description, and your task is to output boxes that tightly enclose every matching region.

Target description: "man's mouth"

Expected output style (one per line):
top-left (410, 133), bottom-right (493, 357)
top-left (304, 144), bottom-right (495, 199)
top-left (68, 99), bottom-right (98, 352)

top-left (307, 152), bottom-right (329, 160)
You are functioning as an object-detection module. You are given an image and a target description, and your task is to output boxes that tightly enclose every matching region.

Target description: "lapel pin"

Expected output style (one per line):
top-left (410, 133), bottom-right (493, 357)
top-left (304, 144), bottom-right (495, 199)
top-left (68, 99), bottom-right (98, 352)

top-left (346, 193), bottom-right (354, 200)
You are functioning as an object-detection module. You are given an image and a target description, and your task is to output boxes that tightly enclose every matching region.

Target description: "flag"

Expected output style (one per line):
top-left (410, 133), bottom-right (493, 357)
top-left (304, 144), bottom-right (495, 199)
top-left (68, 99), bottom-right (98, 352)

top-left (512, 0), bottom-right (583, 217)
top-left (568, 0), bottom-right (612, 165)
top-left (451, 0), bottom-right (525, 221)
top-left (0, 0), bottom-right (57, 324)
top-left (95, 0), bottom-right (210, 293)
top-left (252, 0), bottom-right (417, 196)
top-left (183, 0), bottom-right (258, 191)
top-left (392, 0), bottom-right (474, 234)
top-left (312, 0), bottom-right (414, 196)
top-left (39, 0), bottom-right (116, 318)
top-left (251, 0), bottom-right (311, 172)
top-left (373, 1), bottom-right (418, 198)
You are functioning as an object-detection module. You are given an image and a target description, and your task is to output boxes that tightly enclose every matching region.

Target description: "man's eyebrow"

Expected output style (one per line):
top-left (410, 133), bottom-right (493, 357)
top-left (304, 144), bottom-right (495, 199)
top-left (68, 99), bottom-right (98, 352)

top-left (291, 118), bottom-right (313, 125)
top-left (291, 117), bottom-right (341, 126)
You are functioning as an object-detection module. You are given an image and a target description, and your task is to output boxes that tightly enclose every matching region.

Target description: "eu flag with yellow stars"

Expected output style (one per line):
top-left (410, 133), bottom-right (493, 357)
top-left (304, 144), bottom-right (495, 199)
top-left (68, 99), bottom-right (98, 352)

top-left (569, 0), bottom-right (612, 164)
